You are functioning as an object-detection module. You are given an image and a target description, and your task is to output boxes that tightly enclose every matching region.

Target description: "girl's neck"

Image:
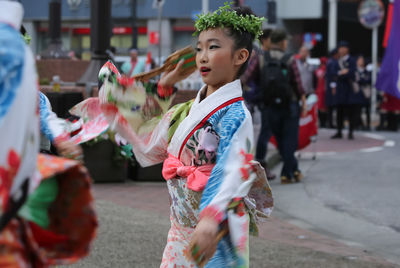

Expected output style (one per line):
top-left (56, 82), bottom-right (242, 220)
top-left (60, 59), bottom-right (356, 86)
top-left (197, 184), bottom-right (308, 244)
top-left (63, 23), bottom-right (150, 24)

top-left (199, 80), bottom-right (236, 102)
top-left (206, 85), bottom-right (218, 97)
top-left (199, 85), bottom-right (221, 102)
top-left (199, 86), bottom-right (214, 102)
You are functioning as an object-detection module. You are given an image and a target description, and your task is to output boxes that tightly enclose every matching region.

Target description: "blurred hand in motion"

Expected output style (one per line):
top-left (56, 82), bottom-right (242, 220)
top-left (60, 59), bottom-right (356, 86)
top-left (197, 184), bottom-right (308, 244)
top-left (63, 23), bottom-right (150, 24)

top-left (339, 68), bottom-right (349, 75)
top-left (189, 217), bottom-right (219, 266)
top-left (159, 59), bottom-right (192, 88)
top-left (55, 139), bottom-right (83, 162)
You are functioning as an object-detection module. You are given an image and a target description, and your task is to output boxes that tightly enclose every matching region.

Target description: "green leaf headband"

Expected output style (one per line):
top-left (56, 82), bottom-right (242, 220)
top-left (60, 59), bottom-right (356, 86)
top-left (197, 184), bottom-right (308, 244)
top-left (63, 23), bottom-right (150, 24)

top-left (20, 26), bottom-right (31, 45)
top-left (22, 32), bottom-right (31, 45)
top-left (194, 2), bottom-right (264, 39)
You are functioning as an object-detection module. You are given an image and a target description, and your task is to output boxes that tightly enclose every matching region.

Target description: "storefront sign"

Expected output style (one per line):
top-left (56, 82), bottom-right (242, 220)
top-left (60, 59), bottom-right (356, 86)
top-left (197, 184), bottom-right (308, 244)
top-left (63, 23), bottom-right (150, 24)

top-left (149, 31), bottom-right (159, 45)
top-left (67, 0), bottom-right (82, 11)
top-left (358, 0), bottom-right (385, 29)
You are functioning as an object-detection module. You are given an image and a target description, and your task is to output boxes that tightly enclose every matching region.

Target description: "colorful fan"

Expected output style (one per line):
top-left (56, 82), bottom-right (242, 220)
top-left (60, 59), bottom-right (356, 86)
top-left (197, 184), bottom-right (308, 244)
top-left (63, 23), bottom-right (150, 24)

top-left (133, 46), bottom-right (196, 81)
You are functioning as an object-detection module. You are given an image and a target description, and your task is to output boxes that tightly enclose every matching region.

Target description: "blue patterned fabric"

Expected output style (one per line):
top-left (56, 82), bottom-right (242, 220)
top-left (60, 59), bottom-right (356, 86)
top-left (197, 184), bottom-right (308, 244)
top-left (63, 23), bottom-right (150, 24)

top-left (39, 92), bottom-right (55, 142)
top-left (200, 101), bottom-right (246, 210)
top-left (199, 101), bottom-right (247, 267)
top-left (0, 24), bottom-right (24, 126)
top-left (206, 235), bottom-right (236, 267)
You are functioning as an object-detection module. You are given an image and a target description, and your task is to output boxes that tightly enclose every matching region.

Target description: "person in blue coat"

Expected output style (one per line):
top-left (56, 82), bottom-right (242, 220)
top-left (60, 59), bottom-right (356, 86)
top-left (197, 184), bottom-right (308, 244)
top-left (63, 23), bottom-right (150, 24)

top-left (331, 41), bottom-right (358, 139)
top-left (325, 48), bottom-right (340, 128)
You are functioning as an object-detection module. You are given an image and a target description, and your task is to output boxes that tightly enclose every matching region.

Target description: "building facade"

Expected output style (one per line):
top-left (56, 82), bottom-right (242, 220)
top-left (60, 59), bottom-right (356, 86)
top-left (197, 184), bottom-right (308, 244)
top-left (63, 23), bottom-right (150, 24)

top-left (20, 0), bottom-right (387, 60)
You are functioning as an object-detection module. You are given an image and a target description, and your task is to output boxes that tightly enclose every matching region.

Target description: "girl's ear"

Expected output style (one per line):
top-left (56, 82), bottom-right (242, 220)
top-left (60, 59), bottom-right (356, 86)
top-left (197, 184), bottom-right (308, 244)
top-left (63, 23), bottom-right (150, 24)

top-left (234, 48), bottom-right (249, 67)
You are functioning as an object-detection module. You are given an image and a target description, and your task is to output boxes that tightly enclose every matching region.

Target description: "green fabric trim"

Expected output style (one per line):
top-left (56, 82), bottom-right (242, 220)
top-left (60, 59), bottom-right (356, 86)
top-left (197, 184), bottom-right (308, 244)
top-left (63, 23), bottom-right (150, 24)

top-left (171, 52), bottom-right (196, 64)
top-left (183, 61), bottom-right (196, 69)
top-left (168, 100), bottom-right (194, 143)
top-left (18, 177), bottom-right (58, 229)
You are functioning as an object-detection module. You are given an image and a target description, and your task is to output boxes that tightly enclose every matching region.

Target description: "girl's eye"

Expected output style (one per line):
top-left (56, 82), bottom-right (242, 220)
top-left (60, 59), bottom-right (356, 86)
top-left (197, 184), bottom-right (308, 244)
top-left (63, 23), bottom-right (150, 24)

top-left (195, 47), bottom-right (202, 52)
top-left (209, 45), bottom-right (219, 49)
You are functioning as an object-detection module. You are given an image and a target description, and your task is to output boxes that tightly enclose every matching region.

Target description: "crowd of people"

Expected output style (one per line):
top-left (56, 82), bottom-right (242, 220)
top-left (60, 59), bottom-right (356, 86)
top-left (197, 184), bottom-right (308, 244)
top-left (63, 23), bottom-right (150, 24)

top-left (320, 42), bottom-right (399, 133)
top-left (241, 28), bottom-right (400, 185)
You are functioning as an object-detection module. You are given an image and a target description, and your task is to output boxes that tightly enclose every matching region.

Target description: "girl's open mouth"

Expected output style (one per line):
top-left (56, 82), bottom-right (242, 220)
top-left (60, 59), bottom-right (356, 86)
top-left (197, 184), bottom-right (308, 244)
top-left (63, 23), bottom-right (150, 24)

top-left (200, 67), bottom-right (211, 76)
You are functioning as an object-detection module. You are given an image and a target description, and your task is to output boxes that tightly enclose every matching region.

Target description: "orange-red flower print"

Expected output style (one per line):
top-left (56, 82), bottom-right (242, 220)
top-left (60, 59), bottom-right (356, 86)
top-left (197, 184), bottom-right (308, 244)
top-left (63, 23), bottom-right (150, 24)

top-left (239, 149), bottom-right (254, 180)
top-left (117, 76), bottom-right (135, 88)
top-left (0, 149), bottom-right (21, 209)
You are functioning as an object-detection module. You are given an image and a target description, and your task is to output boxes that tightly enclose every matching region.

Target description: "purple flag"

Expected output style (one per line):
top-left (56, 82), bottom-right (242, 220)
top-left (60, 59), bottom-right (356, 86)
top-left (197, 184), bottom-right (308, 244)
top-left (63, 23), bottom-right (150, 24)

top-left (376, 0), bottom-right (400, 99)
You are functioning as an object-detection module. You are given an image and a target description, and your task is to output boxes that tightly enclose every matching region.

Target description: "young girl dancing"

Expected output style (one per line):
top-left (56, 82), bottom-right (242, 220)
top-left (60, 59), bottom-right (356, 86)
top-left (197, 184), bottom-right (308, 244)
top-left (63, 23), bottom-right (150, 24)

top-left (94, 3), bottom-right (272, 267)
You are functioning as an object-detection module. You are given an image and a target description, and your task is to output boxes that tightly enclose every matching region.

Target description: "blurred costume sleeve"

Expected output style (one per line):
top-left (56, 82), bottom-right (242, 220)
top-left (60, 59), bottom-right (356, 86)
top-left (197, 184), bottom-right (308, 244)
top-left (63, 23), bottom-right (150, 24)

top-left (0, 2), bottom-right (97, 266)
top-left (38, 92), bottom-right (68, 142)
top-left (96, 61), bottom-right (177, 167)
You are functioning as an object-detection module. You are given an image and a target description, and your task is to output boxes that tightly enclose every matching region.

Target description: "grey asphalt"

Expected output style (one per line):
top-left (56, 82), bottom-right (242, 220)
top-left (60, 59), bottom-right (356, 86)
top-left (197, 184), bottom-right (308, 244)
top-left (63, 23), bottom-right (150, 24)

top-left (63, 128), bottom-right (400, 268)
top-left (270, 130), bottom-right (400, 265)
top-left (66, 200), bottom-right (395, 268)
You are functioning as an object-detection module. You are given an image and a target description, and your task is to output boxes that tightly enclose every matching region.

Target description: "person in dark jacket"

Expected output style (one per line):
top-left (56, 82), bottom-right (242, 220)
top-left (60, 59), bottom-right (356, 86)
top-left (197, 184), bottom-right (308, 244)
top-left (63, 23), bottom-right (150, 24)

top-left (325, 48), bottom-right (340, 128)
top-left (242, 29), bottom-right (276, 180)
top-left (331, 41), bottom-right (358, 139)
top-left (265, 29), bottom-right (306, 184)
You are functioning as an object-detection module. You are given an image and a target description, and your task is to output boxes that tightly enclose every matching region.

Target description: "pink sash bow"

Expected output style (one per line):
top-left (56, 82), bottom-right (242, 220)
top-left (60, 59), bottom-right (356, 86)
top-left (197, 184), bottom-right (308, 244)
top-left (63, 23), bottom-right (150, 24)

top-left (162, 154), bottom-right (215, 192)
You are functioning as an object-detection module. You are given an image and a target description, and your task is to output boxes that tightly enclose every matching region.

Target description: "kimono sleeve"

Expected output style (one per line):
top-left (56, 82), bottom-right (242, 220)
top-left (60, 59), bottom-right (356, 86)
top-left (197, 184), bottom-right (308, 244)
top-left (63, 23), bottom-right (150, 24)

top-left (98, 61), bottom-right (176, 167)
top-left (120, 107), bottom-right (174, 167)
top-left (38, 92), bottom-right (68, 142)
top-left (199, 102), bottom-right (255, 223)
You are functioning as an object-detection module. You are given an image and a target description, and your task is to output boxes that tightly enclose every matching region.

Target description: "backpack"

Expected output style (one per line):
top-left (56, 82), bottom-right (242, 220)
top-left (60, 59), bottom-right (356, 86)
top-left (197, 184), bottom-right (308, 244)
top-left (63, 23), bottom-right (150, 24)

top-left (260, 51), bottom-right (293, 107)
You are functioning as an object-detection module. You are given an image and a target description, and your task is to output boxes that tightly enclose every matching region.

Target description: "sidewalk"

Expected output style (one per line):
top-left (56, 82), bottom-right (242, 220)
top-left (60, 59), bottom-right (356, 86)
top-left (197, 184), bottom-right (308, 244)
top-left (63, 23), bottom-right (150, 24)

top-left (66, 181), bottom-right (397, 268)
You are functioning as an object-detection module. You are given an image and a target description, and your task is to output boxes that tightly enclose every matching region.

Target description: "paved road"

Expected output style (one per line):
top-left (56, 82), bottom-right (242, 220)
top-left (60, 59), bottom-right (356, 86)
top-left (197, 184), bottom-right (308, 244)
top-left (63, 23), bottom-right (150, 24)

top-left (66, 199), bottom-right (395, 268)
top-left (63, 128), bottom-right (400, 267)
top-left (270, 129), bottom-right (400, 265)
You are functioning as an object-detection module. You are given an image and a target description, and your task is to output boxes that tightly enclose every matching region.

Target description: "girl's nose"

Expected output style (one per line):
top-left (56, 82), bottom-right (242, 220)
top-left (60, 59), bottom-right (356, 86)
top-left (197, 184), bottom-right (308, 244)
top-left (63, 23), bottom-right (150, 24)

top-left (198, 51), bottom-right (208, 64)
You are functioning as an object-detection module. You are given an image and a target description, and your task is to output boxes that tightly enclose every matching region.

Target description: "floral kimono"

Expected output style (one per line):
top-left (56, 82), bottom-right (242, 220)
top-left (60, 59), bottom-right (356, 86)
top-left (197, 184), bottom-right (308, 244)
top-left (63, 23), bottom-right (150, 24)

top-left (0, 2), bottom-right (97, 267)
top-left (96, 61), bottom-right (273, 267)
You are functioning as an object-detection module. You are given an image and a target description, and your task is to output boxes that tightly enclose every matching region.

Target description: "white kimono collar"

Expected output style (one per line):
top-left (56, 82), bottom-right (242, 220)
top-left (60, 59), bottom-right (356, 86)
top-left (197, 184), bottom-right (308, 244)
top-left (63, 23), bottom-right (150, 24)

top-left (168, 79), bottom-right (243, 158)
top-left (0, 1), bottom-right (24, 30)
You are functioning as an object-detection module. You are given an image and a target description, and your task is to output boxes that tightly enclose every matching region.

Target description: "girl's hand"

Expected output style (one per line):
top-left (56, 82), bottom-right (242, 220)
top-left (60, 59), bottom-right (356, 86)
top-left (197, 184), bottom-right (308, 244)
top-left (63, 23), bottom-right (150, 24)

top-left (55, 140), bottom-right (83, 161)
top-left (190, 217), bottom-right (219, 266)
top-left (159, 59), bottom-right (191, 88)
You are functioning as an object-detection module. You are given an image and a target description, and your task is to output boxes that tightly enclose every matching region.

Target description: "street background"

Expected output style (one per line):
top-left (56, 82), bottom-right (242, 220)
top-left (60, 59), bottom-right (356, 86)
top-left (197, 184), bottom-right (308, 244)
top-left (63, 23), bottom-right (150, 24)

top-left (64, 128), bottom-right (399, 268)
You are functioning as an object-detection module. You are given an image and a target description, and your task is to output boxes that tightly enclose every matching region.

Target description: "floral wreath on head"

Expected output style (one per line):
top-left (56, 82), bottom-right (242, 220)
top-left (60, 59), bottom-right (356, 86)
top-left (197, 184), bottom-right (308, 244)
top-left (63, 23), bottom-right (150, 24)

top-left (193, 2), bottom-right (265, 39)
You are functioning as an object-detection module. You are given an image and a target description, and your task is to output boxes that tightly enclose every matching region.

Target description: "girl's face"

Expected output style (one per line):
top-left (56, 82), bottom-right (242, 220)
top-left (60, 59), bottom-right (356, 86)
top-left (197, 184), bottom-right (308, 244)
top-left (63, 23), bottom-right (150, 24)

top-left (357, 56), bottom-right (365, 68)
top-left (196, 28), bottom-right (247, 92)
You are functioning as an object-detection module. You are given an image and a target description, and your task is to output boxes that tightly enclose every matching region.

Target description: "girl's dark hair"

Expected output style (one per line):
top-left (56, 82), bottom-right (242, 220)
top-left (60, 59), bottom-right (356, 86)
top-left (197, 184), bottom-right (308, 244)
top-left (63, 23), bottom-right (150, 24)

top-left (225, 6), bottom-right (256, 78)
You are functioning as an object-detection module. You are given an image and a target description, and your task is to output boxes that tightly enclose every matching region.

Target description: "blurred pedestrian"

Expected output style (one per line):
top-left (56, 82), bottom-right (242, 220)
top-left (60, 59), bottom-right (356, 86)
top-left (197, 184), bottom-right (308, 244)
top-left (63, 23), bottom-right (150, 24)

top-left (121, 48), bottom-right (145, 77)
top-left (68, 50), bottom-right (78, 60)
top-left (331, 41), bottom-right (358, 140)
top-left (315, 57), bottom-right (328, 127)
top-left (355, 55), bottom-right (372, 130)
top-left (378, 93), bottom-right (400, 131)
top-left (325, 48), bottom-right (340, 128)
top-left (295, 46), bottom-right (315, 95)
top-left (241, 28), bottom-right (272, 107)
top-left (144, 51), bottom-right (155, 72)
top-left (242, 28), bottom-right (276, 180)
top-left (261, 29), bottom-right (306, 184)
